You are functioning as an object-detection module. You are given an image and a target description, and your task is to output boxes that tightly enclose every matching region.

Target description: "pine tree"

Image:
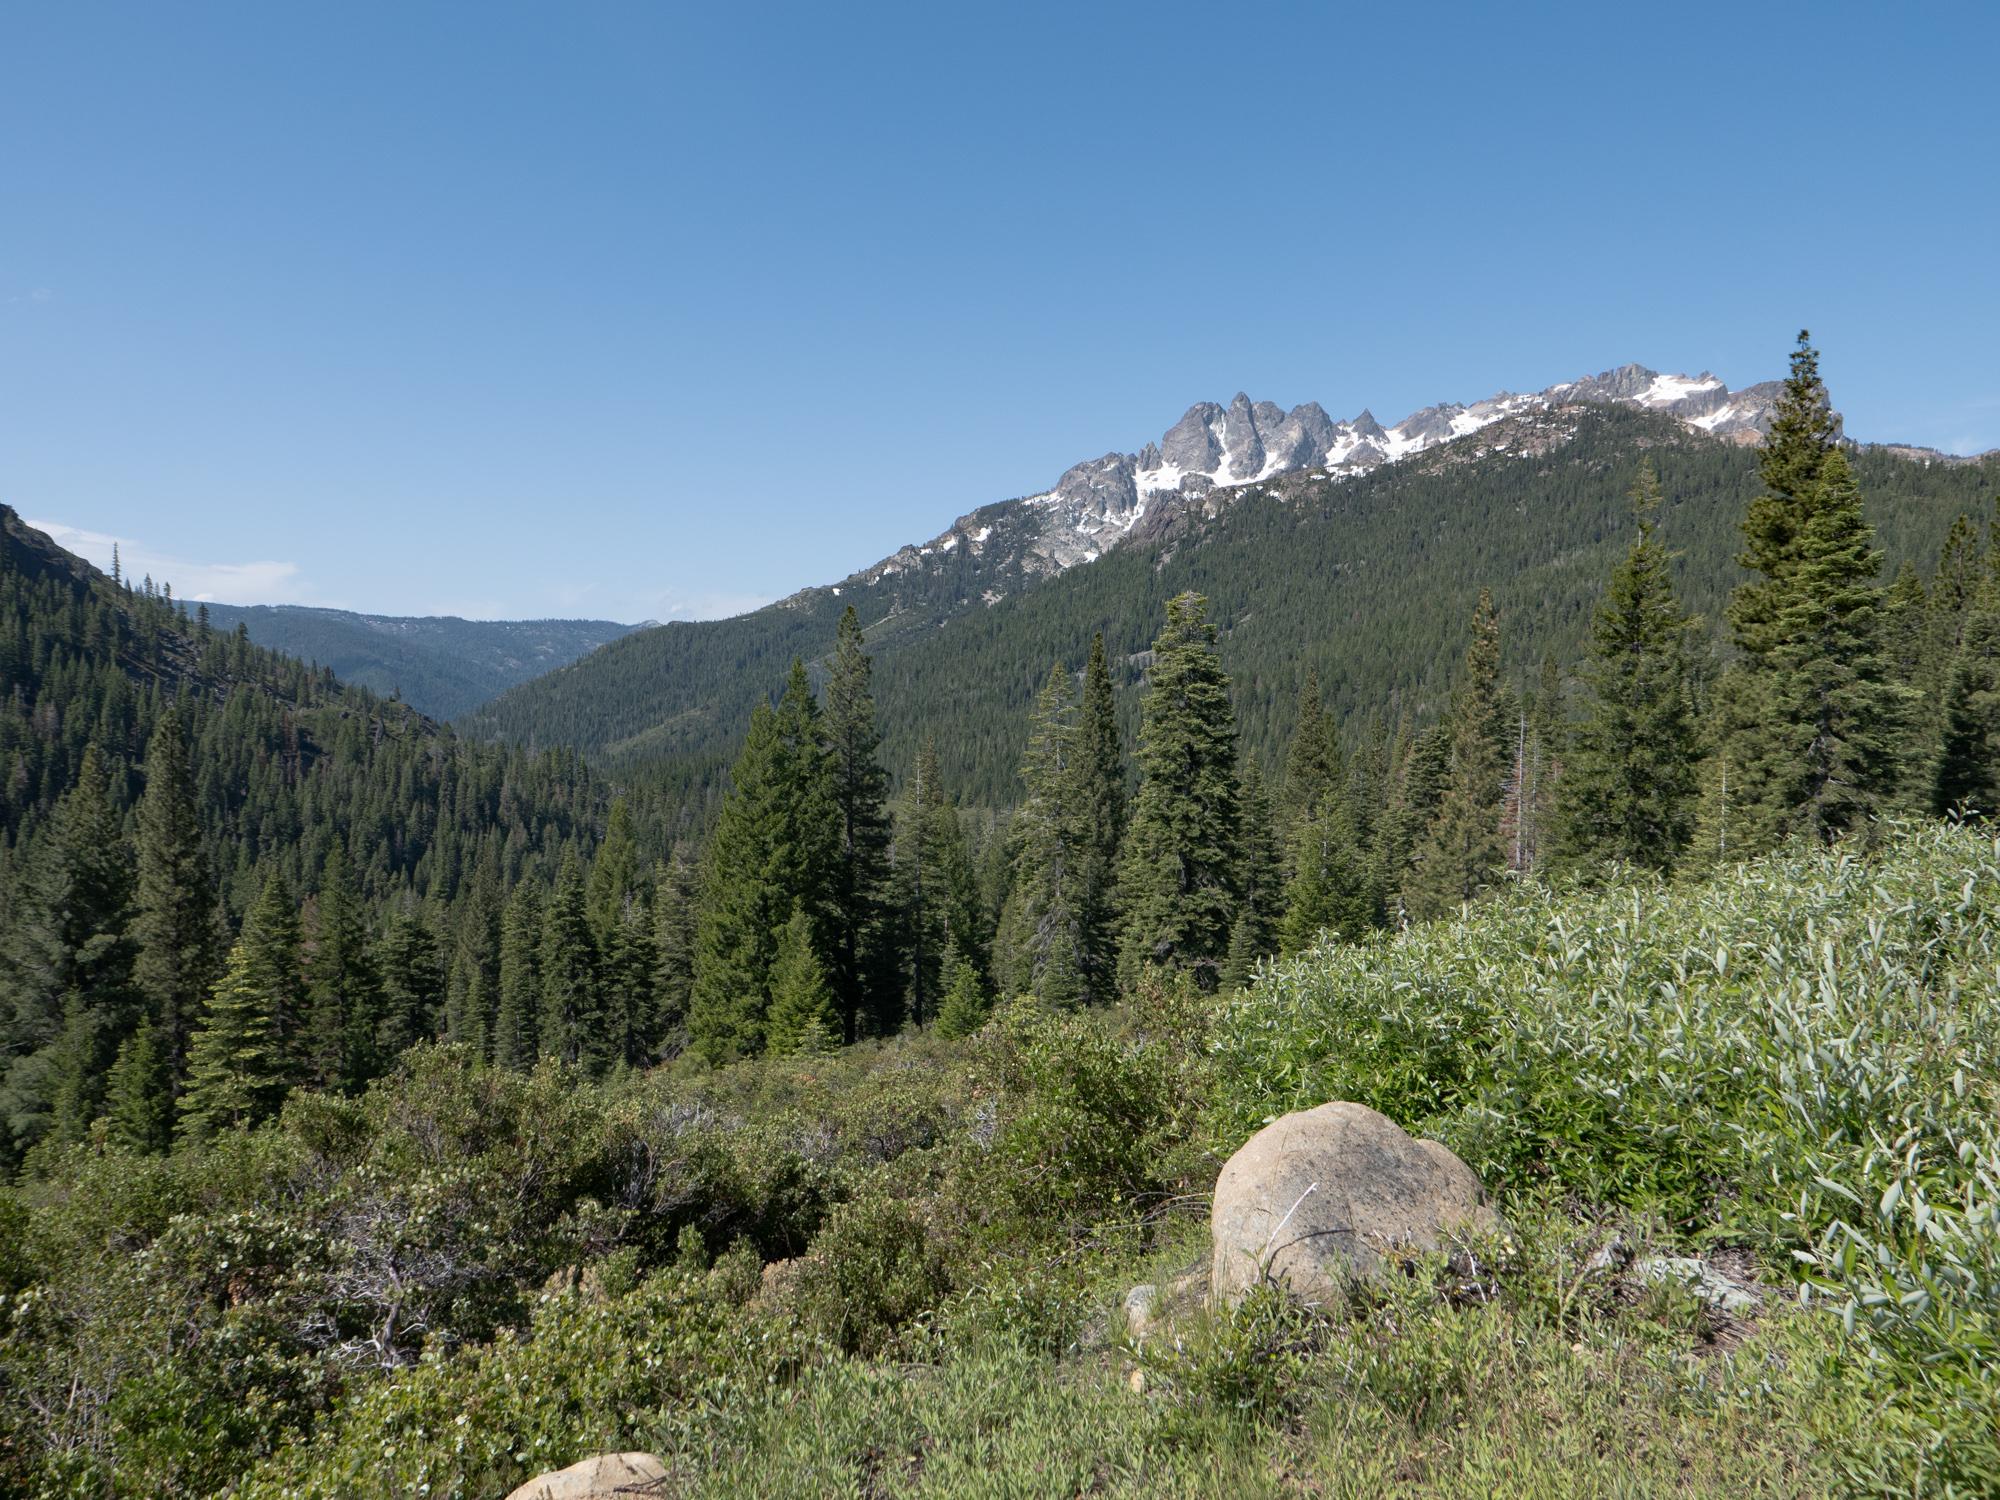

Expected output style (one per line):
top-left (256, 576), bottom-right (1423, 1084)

top-left (651, 848), bottom-right (698, 1047)
top-left (1931, 560), bottom-right (2000, 815)
top-left (1406, 591), bottom-right (1508, 921)
top-left (178, 880), bottom-right (300, 1140)
top-left (132, 706), bottom-right (219, 1081)
top-left (1073, 634), bottom-right (1126, 999)
top-left (1733, 331), bottom-right (1841, 655)
top-left (1280, 802), bottom-right (1371, 955)
top-left (1720, 335), bottom-right (1907, 851)
top-left (1279, 670), bottom-right (1343, 848)
top-left (933, 936), bottom-right (991, 1040)
top-left (996, 665), bottom-right (1089, 1007)
top-left (764, 909), bottom-right (840, 1056)
top-left (538, 853), bottom-right (604, 1071)
top-left (102, 1024), bottom-right (171, 1154)
top-left (823, 608), bottom-right (897, 1038)
top-left (1554, 464), bottom-right (1701, 875)
top-left (688, 664), bottom-right (841, 1063)
top-left (1739, 448), bottom-right (1906, 846)
top-left (1375, 719), bottom-right (1451, 922)
top-left (587, 803), bottom-right (656, 1065)
top-left (1116, 593), bottom-right (1242, 990)
top-left (372, 905), bottom-right (443, 1064)
top-left (302, 838), bottom-right (375, 1090)
top-left (0, 746), bottom-right (137, 1164)
top-left (1232, 762), bottom-right (1283, 966)
top-left (896, 740), bottom-right (986, 1026)
top-left (492, 884), bottom-right (542, 1070)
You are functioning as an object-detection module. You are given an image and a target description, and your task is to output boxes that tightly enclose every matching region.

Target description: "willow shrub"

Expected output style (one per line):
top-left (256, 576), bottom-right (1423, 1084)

top-left (1212, 823), bottom-right (2000, 1487)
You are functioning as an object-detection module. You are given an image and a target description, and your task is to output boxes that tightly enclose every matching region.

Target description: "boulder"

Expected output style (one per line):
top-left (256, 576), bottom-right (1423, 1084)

top-left (1210, 1101), bottom-right (1500, 1306)
top-left (1122, 1283), bottom-right (1160, 1341)
top-left (1635, 1255), bottom-right (1759, 1315)
top-left (504, 1452), bottom-right (668, 1499)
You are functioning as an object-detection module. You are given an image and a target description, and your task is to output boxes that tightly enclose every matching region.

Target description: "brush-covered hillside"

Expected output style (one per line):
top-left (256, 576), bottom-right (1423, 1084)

top-left (4, 827), bottom-right (1994, 1497)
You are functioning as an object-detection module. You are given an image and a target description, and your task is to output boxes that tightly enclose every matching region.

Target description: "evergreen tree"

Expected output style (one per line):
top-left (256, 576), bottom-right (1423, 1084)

top-left (302, 838), bottom-right (375, 1090)
top-left (823, 608), bottom-right (897, 1037)
top-left (178, 879), bottom-right (301, 1140)
top-left (896, 740), bottom-right (986, 1026)
top-left (1748, 448), bottom-right (1907, 844)
top-left (1275, 670), bottom-right (1374, 953)
top-left (1232, 762), bottom-right (1283, 965)
top-left (492, 884), bottom-right (542, 1071)
top-left (1073, 634), bottom-right (1126, 998)
top-left (651, 848), bottom-right (698, 1048)
top-left (1406, 591), bottom-right (1508, 921)
top-left (1279, 669), bottom-right (1343, 848)
top-left (587, 803), bottom-right (657, 1064)
top-left (1116, 593), bottom-right (1242, 990)
top-left (688, 664), bottom-right (841, 1063)
top-left (1931, 560), bottom-right (2000, 815)
top-left (538, 853), bottom-right (605, 1072)
top-left (372, 906), bottom-right (443, 1064)
top-left (764, 909), bottom-right (840, 1056)
top-left (996, 665), bottom-right (1088, 1007)
top-left (1720, 335), bottom-right (1908, 851)
top-left (0, 746), bottom-right (137, 1163)
top-left (132, 706), bottom-right (219, 1081)
top-left (1375, 719), bottom-right (1451, 922)
top-left (933, 937), bottom-right (991, 1039)
top-left (1280, 802), bottom-right (1372, 955)
top-left (1554, 464), bottom-right (1701, 874)
top-left (102, 1024), bottom-right (171, 1154)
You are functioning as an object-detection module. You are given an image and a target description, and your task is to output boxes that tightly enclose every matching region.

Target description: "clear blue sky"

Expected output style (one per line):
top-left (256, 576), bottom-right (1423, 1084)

top-left (4, 1), bottom-right (1996, 621)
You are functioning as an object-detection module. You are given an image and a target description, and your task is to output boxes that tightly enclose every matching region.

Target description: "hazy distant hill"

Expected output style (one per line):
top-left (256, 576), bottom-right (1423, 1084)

top-left (198, 603), bottom-right (640, 719)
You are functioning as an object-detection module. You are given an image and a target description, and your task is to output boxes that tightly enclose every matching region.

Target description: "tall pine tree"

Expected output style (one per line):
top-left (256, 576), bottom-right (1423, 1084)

top-left (132, 705), bottom-right (219, 1083)
top-left (1718, 333), bottom-right (1907, 851)
top-left (1406, 591), bottom-right (1508, 921)
top-left (996, 665), bottom-right (1088, 1007)
top-left (1116, 593), bottom-right (1242, 991)
top-left (1554, 463), bottom-right (1701, 874)
top-left (823, 608), bottom-right (896, 1038)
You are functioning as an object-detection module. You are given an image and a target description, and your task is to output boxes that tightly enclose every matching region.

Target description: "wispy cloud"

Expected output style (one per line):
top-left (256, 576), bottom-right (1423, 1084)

top-left (644, 588), bottom-right (773, 623)
top-left (25, 519), bottom-right (324, 606)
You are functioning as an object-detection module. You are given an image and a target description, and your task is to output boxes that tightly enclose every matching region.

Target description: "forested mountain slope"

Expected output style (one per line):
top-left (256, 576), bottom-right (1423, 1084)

top-left (0, 505), bottom-right (611, 1167)
top-left (198, 602), bottom-right (638, 719)
top-left (0, 506), bottom-right (602, 913)
top-left (469, 406), bottom-right (2000, 806)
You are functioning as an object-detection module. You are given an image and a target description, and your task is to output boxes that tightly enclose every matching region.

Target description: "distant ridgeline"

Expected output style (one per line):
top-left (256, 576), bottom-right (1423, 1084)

top-left (463, 403), bottom-right (2000, 809)
top-left (197, 602), bottom-right (638, 720)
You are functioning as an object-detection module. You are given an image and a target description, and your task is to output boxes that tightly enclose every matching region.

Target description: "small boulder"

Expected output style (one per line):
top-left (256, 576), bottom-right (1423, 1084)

top-left (1122, 1283), bottom-right (1160, 1341)
top-left (1635, 1256), bottom-right (1759, 1315)
top-left (505, 1451), bottom-right (668, 1499)
top-left (1210, 1101), bottom-right (1500, 1306)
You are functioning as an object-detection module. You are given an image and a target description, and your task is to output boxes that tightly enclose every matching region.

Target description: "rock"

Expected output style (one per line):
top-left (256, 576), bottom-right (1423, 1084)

top-left (505, 1452), bottom-right (668, 1499)
top-left (1582, 1235), bottom-right (1632, 1277)
top-left (1122, 1283), bottom-right (1160, 1341)
top-left (1635, 1256), bottom-right (1759, 1315)
top-left (1210, 1101), bottom-right (1501, 1307)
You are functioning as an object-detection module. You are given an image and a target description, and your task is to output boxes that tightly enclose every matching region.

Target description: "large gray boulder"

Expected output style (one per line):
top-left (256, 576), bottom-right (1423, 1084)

top-left (504, 1452), bottom-right (668, 1499)
top-left (1211, 1101), bottom-right (1500, 1306)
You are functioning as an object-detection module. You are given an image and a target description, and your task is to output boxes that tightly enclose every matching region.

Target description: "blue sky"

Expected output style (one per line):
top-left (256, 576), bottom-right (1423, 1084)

top-left (4, 1), bottom-right (1996, 621)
